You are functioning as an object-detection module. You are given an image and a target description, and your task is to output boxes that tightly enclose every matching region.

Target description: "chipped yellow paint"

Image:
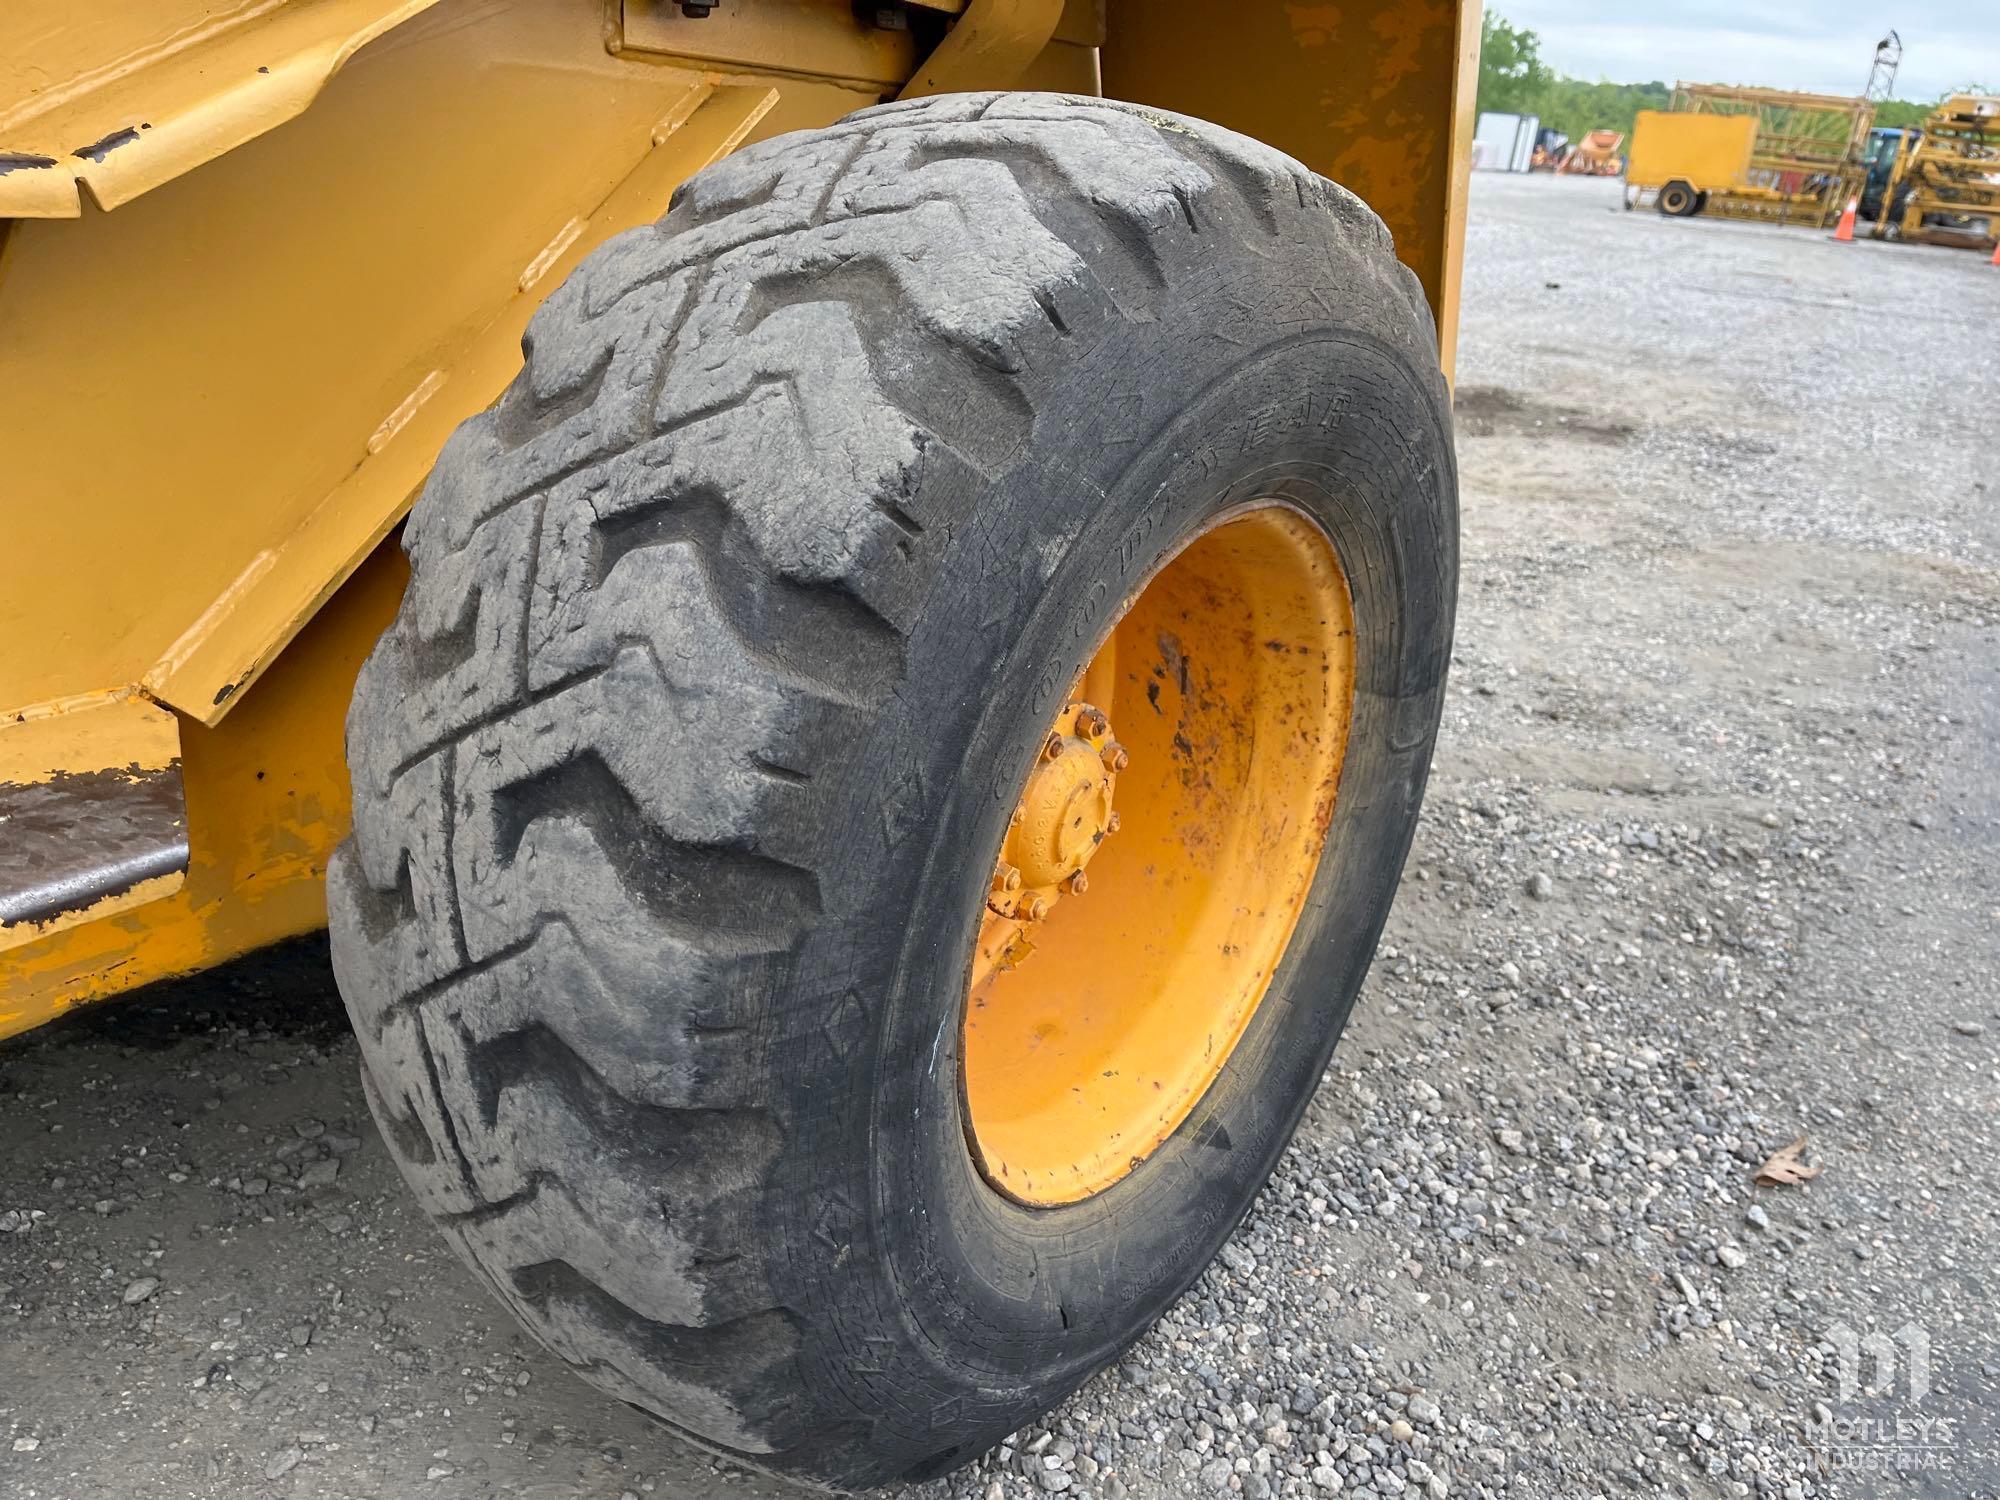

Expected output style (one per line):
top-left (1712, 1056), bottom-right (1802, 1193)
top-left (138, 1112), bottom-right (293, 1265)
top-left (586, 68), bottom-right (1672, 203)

top-left (0, 692), bottom-right (187, 956)
top-left (1, 541), bottom-right (407, 1041)
top-left (1, 1), bottom-right (916, 1032)
top-left (0, 0), bottom-right (450, 217)
top-left (0, 875), bottom-right (186, 995)
top-left (0, 690), bottom-right (177, 787)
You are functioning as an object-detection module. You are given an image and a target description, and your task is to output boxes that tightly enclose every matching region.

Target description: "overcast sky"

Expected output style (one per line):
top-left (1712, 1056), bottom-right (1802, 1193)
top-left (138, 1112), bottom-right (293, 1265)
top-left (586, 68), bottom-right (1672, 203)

top-left (1489, 1), bottom-right (1999, 101)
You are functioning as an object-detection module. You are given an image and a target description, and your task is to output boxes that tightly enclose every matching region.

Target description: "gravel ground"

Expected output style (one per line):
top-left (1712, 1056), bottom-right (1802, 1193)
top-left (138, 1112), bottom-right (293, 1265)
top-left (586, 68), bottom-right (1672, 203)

top-left (5, 172), bottom-right (1998, 1500)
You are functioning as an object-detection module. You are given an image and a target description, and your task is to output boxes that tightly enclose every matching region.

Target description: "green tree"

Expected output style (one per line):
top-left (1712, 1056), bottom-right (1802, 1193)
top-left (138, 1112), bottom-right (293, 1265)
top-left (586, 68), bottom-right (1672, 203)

top-left (1875, 98), bottom-right (1931, 129)
top-left (1477, 13), bottom-right (1552, 115)
top-left (1476, 13), bottom-right (1668, 144)
top-left (1872, 86), bottom-right (1997, 131)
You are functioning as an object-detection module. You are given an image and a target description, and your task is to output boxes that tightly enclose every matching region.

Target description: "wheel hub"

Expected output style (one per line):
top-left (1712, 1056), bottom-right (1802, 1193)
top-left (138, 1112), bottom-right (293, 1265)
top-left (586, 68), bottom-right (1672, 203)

top-left (987, 702), bottom-right (1123, 933)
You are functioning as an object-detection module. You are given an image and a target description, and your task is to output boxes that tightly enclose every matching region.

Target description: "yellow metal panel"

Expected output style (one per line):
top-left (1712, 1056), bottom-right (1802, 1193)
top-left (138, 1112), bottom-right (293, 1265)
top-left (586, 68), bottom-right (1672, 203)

top-left (0, 539), bottom-right (406, 1040)
top-left (1626, 110), bottom-right (1756, 191)
top-left (900, 0), bottom-right (1065, 100)
top-left (0, 0), bottom-right (847, 727)
top-left (138, 83), bottom-right (782, 721)
top-left (1098, 0), bottom-right (1479, 381)
top-left (0, 0), bottom-right (447, 217)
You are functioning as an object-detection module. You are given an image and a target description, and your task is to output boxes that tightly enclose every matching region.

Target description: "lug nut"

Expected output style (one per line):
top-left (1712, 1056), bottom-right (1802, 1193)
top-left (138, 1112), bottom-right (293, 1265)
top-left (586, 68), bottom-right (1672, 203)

top-left (1066, 870), bottom-right (1089, 895)
top-left (993, 862), bottom-right (1022, 893)
top-left (1043, 733), bottom-right (1066, 761)
top-left (1076, 707), bottom-right (1109, 739)
top-left (1102, 742), bottom-right (1129, 774)
top-left (1021, 893), bottom-right (1051, 921)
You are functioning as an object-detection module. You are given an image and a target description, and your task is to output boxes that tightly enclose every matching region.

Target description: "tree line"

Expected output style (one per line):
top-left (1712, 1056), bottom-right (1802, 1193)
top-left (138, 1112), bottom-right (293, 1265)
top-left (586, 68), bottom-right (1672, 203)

top-left (1476, 13), bottom-right (1977, 147)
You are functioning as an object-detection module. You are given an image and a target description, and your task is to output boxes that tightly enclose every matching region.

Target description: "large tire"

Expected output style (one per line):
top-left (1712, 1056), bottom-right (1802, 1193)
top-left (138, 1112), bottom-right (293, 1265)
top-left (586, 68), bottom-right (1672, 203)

top-left (329, 91), bottom-right (1455, 1490)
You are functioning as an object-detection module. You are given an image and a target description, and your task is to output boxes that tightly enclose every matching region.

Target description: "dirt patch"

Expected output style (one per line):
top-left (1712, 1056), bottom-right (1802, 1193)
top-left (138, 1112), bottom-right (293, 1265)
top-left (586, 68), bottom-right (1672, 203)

top-left (1454, 383), bottom-right (1637, 445)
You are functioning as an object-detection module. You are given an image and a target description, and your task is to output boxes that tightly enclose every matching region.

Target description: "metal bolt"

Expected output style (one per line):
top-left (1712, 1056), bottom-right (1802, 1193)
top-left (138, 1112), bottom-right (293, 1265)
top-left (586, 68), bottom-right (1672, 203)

top-left (1102, 743), bottom-right (1129, 774)
top-left (1021, 894), bottom-right (1051, 921)
top-left (1043, 733), bottom-right (1066, 761)
top-left (1076, 707), bottom-right (1109, 739)
top-left (1066, 870), bottom-right (1089, 895)
top-left (993, 863), bottom-right (1023, 893)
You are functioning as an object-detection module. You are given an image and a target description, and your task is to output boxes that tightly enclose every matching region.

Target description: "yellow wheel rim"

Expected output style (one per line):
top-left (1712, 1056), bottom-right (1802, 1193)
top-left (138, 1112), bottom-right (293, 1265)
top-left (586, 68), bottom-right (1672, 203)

top-left (961, 503), bottom-right (1356, 1205)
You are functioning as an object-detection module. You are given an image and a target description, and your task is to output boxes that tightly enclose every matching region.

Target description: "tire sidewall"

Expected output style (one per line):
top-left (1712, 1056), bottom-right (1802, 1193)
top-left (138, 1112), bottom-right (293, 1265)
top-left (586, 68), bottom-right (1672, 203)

top-left (777, 245), bottom-right (1456, 1453)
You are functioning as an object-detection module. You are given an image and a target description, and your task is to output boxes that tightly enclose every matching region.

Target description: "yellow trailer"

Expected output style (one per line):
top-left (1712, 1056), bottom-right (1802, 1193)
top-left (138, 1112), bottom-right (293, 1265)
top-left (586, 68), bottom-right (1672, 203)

top-left (1627, 109), bottom-right (1758, 213)
top-left (1626, 85), bottom-right (1870, 227)
top-left (1, 2), bottom-right (1473, 1487)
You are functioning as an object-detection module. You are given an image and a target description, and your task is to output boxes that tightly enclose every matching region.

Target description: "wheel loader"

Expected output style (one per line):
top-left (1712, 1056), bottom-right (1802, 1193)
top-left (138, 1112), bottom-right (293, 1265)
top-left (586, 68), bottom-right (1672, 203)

top-left (0, 1), bottom-right (1471, 1487)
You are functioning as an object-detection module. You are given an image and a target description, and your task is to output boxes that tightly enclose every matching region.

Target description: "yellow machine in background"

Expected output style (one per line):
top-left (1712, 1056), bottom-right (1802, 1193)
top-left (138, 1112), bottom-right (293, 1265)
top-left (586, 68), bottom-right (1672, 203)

top-left (0, 0), bottom-right (1478, 1037)
top-left (1626, 86), bottom-right (1870, 225)
top-left (1871, 93), bottom-right (2000, 248)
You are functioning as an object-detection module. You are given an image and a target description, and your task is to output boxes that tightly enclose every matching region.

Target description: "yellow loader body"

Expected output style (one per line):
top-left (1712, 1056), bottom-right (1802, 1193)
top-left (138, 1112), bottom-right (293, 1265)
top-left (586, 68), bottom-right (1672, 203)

top-left (0, 0), bottom-right (1477, 1039)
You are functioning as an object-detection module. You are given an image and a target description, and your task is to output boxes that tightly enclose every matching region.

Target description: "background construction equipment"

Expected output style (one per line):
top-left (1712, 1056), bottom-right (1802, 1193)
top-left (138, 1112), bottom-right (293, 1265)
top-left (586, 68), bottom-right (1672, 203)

top-left (1622, 34), bottom-right (1904, 230)
top-left (1868, 94), bottom-right (2000, 248)
top-left (1627, 85), bottom-right (1873, 227)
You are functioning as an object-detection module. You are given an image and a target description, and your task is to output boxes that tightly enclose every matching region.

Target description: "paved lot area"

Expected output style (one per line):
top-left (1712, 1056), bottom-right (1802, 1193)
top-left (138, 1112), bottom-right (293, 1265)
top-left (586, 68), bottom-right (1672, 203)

top-left (4, 173), bottom-right (1998, 1500)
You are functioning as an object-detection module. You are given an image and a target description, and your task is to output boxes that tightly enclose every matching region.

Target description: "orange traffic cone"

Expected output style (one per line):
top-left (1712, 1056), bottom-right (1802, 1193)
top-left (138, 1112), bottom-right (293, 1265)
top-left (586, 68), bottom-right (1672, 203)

top-left (1833, 199), bottom-right (1858, 241)
top-left (1991, 238), bottom-right (2000, 265)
